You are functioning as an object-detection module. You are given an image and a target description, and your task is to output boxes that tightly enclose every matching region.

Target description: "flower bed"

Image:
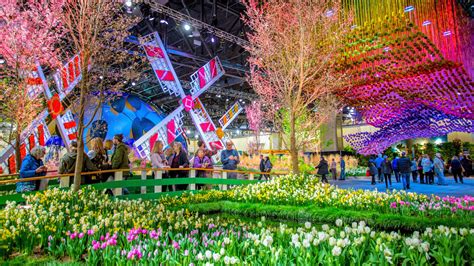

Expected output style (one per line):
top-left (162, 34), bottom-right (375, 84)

top-left (1, 188), bottom-right (473, 264)
top-left (160, 175), bottom-right (474, 220)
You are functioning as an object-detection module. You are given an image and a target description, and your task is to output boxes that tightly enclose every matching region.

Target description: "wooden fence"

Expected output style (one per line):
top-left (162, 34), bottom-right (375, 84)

top-left (0, 168), bottom-right (288, 205)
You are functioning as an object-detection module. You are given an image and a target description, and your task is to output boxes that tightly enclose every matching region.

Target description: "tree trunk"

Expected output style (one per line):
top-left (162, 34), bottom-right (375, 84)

top-left (14, 132), bottom-right (21, 173)
top-left (72, 76), bottom-right (88, 192)
top-left (289, 111), bottom-right (299, 174)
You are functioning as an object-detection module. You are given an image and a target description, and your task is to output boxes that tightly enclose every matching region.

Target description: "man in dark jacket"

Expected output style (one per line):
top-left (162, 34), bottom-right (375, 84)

top-left (450, 156), bottom-right (463, 184)
top-left (59, 141), bottom-right (98, 184)
top-left (258, 155), bottom-right (265, 180)
top-left (111, 134), bottom-right (130, 177)
top-left (397, 152), bottom-right (412, 190)
top-left (316, 157), bottom-right (329, 183)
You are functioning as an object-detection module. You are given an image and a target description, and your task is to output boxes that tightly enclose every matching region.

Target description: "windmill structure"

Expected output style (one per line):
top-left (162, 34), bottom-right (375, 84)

top-left (133, 32), bottom-right (226, 161)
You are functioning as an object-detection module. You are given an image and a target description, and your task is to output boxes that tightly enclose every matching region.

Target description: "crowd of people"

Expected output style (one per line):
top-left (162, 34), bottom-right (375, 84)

top-left (15, 135), bottom-right (247, 193)
top-left (315, 157), bottom-right (346, 183)
top-left (366, 152), bottom-right (472, 190)
top-left (14, 135), bottom-right (473, 193)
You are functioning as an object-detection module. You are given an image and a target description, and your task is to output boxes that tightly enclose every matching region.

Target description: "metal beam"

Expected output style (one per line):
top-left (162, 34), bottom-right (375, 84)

top-left (144, 0), bottom-right (250, 47)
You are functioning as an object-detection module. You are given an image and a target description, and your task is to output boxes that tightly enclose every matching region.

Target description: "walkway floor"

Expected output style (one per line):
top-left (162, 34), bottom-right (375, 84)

top-left (329, 176), bottom-right (474, 197)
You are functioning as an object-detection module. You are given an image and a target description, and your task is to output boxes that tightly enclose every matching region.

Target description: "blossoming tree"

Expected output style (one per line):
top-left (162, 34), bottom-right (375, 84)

top-left (245, 100), bottom-right (264, 155)
top-left (0, 0), bottom-right (65, 171)
top-left (242, 0), bottom-right (351, 173)
top-left (61, 0), bottom-right (140, 191)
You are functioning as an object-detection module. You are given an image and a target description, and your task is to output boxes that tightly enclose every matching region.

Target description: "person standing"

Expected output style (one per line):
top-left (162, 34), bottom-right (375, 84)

top-left (461, 155), bottom-right (472, 178)
top-left (417, 156), bottom-right (424, 184)
top-left (150, 141), bottom-right (168, 169)
top-left (110, 134), bottom-right (130, 179)
top-left (381, 156), bottom-right (392, 189)
top-left (88, 137), bottom-right (109, 183)
top-left (168, 142), bottom-right (190, 191)
top-left (392, 156), bottom-right (400, 182)
top-left (421, 154), bottom-right (434, 184)
top-left (316, 157), bottom-right (329, 183)
top-left (59, 141), bottom-right (98, 184)
top-left (411, 158), bottom-right (418, 183)
top-left (339, 157), bottom-right (346, 180)
top-left (397, 152), bottom-right (412, 190)
top-left (193, 149), bottom-right (212, 189)
top-left (221, 140), bottom-right (240, 179)
top-left (433, 153), bottom-right (447, 185)
top-left (450, 156), bottom-right (463, 184)
top-left (263, 156), bottom-right (272, 180)
top-left (368, 156), bottom-right (377, 185)
top-left (374, 154), bottom-right (384, 183)
top-left (197, 140), bottom-right (217, 160)
top-left (16, 146), bottom-right (47, 192)
top-left (330, 158), bottom-right (337, 180)
top-left (258, 154), bottom-right (266, 180)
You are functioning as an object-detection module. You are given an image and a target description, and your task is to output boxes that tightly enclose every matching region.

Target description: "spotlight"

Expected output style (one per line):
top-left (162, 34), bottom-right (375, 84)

top-left (211, 37), bottom-right (215, 43)
top-left (149, 17), bottom-right (155, 21)
top-left (325, 9), bottom-right (334, 17)
top-left (99, 76), bottom-right (104, 80)
top-left (217, 94), bottom-right (221, 98)
top-left (183, 23), bottom-right (191, 31)
top-left (131, 82), bottom-right (136, 86)
top-left (404, 6), bottom-right (414, 12)
top-left (124, 0), bottom-right (133, 7)
top-left (160, 19), bottom-right (169, 25)
top-left (226, 98), bottom-right (229, 102)
top-left (123, 81), bottom-right (127, 84)
top-left (443, 30), bottom-right (452, 36)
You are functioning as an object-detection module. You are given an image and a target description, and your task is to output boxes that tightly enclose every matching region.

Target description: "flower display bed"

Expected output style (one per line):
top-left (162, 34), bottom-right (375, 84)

top-left (1, 175), bottom-right (473, 264)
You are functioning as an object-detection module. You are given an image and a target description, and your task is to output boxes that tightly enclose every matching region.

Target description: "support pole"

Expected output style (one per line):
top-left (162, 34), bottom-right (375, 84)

top-left (114, 171), bottom-right (123, 196)
top-left (190, 169), bottom-right (196, 191)
top-left (141, 170), bottom-right (147, 194)
top-left (154, 170), bottom-right (162, 193)
top-left (222, 171), bottom-right (227, 191)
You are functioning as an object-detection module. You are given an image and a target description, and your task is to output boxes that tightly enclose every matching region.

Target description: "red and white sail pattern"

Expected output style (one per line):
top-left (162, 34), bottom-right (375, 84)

top-left (189, 57), bottom-right (224, 98)
top-left (53, 53), bottom-right (84, 100)
top-left (139, 32), bottom-right (186, 98)
top-left (134, 106), bottom-right (185, 159)
top-left (134, 31), bottom-right (226, 160)
top-left (0, 111), bottom-right (51, 174)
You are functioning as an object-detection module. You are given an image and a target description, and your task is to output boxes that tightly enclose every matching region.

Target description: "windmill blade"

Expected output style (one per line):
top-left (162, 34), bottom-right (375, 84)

top-left (189, 57), bottom-right (225, 99)
top-left (53, 53), bottom-right (84, 100)
top-left (219, 102), bottom-right (243, 130)
top-left (133, 105), bottom-right (185, 159)
top-left (189, 98), bottom-right (223, 162)
top-left (139, 32), bottom-right (186, 99)
top-left (0, 110), bottom-right (51, 174)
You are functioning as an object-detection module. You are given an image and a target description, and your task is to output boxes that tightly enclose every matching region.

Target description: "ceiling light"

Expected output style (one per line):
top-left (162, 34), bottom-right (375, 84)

top-left (211, 37), bottom-right (215, 43)
top-left (131, 82), bottom-right (136, 86)
top-left (186, 130), bottom-right (191, 134)
top-left (160, 19), bottom-right (169, 25)
top-left (0, 59), bottom-right (5, 64)
top-left (404, 6), bottom-right (414, 12)
top-left (183, 23), bottom-right (191, 31)
top-left (422, 20), bottom-right (431, 26)
top-left (123, 81), bottom-right (127, 84)
top-left (226, 99), bottom-right (229, 102)
top-left (124, 0), bottom-right (133, 7)
top-left (149, 17), bottom-right (155, 21)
